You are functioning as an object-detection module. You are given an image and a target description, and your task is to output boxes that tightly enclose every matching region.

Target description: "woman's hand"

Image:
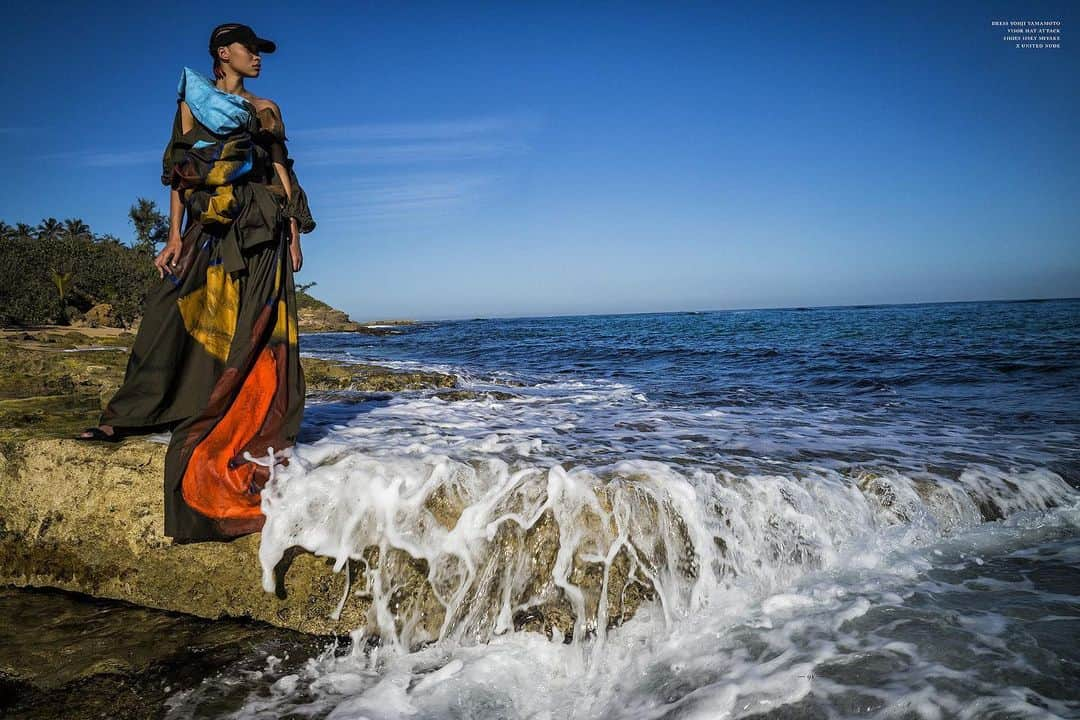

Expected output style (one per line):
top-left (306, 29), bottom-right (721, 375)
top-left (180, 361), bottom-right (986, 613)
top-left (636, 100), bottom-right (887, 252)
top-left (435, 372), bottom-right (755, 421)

top-left (288, 218), bottom-right (302, 272)
top-left (154, 237), bottom-right (183, 278)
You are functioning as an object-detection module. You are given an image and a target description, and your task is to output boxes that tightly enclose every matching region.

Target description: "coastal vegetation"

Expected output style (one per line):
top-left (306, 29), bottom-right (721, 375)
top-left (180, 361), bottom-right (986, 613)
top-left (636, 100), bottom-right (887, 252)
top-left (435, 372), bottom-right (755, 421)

top-left (1, 202), bottom-right (390, 332)
top-left (0, 204), bottom-right (162, 328)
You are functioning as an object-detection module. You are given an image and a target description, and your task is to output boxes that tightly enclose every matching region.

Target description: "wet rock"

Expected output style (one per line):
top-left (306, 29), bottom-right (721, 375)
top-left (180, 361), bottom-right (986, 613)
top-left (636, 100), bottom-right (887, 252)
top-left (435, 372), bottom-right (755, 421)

top-left (433, 389), bottom-right (521, 402)
top-left (0, 587), bottom-right (320, 720)
top-left (0, 437), bottom-right (676, 647)
top-left (0, 330), bottom-right (681, 648)
top-left (303, 357), bottom-right (457, 392)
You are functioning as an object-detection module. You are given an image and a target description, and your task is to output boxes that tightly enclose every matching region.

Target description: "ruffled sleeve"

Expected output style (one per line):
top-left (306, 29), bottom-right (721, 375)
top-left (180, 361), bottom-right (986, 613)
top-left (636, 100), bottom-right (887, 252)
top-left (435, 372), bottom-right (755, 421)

top-left (254, 106), bottom-right (289, 165)
top-left (283, 160), bottom-right (316, 234)
top-left (254, 107), bottom-right (316, 234)
top-left (161, 101), bottom-right (194, 186)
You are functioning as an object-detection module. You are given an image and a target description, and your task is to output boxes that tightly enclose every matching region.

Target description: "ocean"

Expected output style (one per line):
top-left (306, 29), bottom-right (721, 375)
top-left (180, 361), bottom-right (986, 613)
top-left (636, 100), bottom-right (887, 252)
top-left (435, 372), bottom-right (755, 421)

top-left (13, 299), bottom-right (1080, 719)
top-left (237, 298), bottom-right (1080, 719)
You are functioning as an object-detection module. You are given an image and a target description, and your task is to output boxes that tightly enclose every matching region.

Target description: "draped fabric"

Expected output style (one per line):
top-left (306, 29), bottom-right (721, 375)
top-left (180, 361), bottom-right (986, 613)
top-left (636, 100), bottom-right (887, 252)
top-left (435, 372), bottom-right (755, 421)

top-left (99, 67), bottom-right (314, 541)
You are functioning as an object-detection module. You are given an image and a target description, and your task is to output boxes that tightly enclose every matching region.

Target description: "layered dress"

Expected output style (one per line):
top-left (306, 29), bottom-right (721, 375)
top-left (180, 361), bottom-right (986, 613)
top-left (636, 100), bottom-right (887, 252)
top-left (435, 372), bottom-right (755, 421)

top-left (99, 67), bottom-right (315, 541)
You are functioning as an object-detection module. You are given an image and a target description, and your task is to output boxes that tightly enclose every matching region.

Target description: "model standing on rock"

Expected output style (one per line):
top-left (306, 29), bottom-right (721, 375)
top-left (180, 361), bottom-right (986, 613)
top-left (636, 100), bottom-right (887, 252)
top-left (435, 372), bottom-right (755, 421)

top-left (76, 23), bottom-right (316, 542)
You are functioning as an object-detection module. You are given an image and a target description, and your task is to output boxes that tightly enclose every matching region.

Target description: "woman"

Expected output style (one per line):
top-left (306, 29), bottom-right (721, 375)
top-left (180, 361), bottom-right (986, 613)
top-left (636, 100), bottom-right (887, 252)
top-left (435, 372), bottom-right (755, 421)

top-left (76, 23), bottom-right (315, 543)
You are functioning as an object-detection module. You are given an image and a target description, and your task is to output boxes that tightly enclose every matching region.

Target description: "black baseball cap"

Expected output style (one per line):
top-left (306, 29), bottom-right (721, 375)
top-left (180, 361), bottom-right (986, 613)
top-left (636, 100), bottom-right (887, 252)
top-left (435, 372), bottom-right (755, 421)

top-left (209, 23), bottom-right (276, 56)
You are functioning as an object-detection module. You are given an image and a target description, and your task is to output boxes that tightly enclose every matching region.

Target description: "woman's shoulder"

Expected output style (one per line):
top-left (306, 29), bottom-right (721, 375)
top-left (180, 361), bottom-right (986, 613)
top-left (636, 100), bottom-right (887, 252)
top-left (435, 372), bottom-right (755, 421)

top-left (248, 96), bottom-right (283, 120)
top-left (249, 97), bottom-right (286, 139)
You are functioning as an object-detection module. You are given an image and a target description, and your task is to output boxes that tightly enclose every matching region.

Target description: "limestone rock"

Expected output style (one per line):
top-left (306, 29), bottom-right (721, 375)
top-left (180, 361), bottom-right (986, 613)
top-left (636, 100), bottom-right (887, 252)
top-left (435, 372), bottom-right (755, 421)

top-left (83, 303), bottom-right (117, 328)
top-left (0, 438), bottom-right (367, 635)
top-left (0, 437), bottom-right (671, 646)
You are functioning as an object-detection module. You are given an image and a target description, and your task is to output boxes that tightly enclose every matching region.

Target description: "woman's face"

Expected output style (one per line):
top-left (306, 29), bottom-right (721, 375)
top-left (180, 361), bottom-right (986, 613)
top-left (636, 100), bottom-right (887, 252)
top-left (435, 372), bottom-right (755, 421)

top-left (219, 41), bottom-right (262, 78)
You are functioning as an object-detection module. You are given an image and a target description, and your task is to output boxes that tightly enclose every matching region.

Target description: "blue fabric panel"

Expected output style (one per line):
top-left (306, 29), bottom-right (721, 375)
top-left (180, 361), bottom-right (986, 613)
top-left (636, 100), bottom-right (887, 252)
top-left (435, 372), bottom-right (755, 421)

top-left (177, 67), bottom-right (254, 135)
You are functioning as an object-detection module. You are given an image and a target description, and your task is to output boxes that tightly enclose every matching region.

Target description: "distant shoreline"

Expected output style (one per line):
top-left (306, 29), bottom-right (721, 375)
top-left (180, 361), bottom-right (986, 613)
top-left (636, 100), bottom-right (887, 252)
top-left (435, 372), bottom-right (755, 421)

top-left (418, 295), bottom-right (1080, 324)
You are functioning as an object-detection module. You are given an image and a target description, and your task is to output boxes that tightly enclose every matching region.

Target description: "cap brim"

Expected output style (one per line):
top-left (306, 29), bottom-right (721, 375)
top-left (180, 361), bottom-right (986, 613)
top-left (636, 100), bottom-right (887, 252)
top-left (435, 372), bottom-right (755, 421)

top-left (254, 37), bottom-right (276, 53)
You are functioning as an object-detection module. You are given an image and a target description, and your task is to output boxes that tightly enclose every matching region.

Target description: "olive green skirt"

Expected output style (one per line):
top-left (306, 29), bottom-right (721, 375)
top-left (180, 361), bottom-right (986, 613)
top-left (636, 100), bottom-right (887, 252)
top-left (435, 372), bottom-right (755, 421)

top-left (100, 212), bottom-right (304, 541)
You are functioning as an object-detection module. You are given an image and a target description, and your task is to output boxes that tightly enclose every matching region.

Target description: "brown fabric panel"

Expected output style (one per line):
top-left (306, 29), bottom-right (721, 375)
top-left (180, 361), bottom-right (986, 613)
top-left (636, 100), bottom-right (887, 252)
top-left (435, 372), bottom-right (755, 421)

top-left (283, 162), bottom-right (317, 234)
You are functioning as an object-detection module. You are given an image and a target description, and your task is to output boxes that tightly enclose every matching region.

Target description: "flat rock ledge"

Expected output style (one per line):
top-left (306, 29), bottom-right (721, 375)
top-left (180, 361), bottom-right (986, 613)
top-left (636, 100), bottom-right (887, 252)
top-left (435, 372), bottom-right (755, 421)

top-left (0, 434), bottom-right (671, 643)
top-left (0, 330), bottom-right (460, 637)
top-left (0, 437), bottom-right (365, 635)
top-left (0, 331), bottom-right (675, 644)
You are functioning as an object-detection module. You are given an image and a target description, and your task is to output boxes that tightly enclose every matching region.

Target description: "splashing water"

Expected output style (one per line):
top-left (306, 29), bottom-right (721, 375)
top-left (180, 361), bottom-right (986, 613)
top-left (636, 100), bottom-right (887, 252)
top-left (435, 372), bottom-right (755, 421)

top-left (172, 301), bottom-right (1080, 719)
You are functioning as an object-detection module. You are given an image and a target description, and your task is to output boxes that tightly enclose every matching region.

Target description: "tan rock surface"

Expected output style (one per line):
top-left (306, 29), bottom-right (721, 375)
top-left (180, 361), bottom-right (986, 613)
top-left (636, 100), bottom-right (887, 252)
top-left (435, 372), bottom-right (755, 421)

top-left (0, 330), bottom-right (463, 637)
top-left (0, 437), bottom-right (368, 635)
top-left (0, 436), bottom-right (668, 644)
top-left (0, 330), bottom-right (674, 645)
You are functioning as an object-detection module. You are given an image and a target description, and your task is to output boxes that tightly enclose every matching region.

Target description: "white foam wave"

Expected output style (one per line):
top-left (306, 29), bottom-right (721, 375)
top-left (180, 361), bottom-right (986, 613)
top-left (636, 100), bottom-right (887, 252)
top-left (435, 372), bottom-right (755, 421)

top-left (219, 357), bottom-right (1080, 719)
top-left (167, 467), bottom-right (1080, 719)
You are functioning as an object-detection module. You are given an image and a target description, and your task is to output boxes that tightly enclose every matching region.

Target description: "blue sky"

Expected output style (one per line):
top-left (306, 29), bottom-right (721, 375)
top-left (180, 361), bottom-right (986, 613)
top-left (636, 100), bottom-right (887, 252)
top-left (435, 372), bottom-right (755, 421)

top-left (2, 1), bottom-right (1077, 321)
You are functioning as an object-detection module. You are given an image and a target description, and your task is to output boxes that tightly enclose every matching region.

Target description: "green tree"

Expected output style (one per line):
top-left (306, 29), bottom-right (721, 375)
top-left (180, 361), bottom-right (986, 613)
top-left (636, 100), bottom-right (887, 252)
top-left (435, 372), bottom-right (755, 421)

top-left (128, 198), bottom-right (169, 255)
top-left (95, 233), bottom-right (125, 247)
top-left (1, 234), bottom-right (59, 325)
top-left (2, 209), bottom-right (157, 327)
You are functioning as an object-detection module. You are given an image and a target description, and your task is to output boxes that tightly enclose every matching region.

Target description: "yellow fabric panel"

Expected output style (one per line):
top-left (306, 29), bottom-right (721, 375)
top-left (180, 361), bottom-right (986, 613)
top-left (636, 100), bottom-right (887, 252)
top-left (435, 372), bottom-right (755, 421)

top-left (177, 265), bottom-right (239, 362)
top-left (206, 160), bottom-right (244, 188)
top-left (272, 298), bottom-right (298, 345)
top-left (202, 185), bottom-right (237, 225)
top-left (205, 138), bottom-right (248, 187)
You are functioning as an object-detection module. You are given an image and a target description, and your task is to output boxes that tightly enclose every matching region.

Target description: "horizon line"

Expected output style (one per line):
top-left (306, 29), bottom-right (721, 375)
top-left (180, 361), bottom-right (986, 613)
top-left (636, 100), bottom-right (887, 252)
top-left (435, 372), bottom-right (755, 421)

top-left (346, 294), bottom-right (1080, 325)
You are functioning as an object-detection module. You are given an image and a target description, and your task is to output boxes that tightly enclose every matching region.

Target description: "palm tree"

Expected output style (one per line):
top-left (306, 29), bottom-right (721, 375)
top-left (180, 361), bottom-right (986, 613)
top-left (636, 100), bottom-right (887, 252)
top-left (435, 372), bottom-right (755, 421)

top-left (63, 218), bottom-right (92, 241)
top-left (37, 217), bottom-right (62, 241)
top-left (50, 268), bottom-right (76, 324)
top-left (0, 221), bottom-right (14, 241)
top-left (14, 223), bottom-right (35, 240)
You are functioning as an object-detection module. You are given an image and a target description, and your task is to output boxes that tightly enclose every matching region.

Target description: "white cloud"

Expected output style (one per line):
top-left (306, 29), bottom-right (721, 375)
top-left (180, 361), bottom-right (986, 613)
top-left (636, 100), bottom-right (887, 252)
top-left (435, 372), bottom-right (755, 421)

top-left (303, 139), bottom-right (530, 166)
top-left (289, 112), bottom-right (540, 143)
top-left (42, 149), bottom-right (159, 167)
top-left (317, 172), bottom-right (496, 221)
top-left (300, 111), bottom-right (540, 221)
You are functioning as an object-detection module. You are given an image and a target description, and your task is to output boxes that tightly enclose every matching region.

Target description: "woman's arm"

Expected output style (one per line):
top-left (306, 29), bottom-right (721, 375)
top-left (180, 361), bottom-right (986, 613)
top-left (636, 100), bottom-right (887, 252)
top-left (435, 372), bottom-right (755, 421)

top-left (273, 163), bottom-right (301, 245)
top-left (266, 100), bottom-right (303, 272)
top-left (168, 187), bottom-right (184, 242)
top-left (155, 101), bottom-right (194, 278)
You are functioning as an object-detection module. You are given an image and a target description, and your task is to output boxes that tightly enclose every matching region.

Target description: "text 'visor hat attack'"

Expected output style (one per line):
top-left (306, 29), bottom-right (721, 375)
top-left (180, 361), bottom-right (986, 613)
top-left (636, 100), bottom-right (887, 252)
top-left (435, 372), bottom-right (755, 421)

top-left (209, 23), bottom-right (276, 56)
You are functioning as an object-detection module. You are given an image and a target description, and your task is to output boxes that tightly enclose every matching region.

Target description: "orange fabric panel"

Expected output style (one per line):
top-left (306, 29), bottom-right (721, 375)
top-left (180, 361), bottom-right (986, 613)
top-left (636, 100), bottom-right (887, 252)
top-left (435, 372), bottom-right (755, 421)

top-left (181, 345), bottom-right (279, 520)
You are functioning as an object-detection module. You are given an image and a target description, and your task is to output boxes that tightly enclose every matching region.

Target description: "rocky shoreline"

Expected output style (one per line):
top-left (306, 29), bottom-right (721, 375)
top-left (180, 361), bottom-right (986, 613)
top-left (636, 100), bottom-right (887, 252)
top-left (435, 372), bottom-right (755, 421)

top-left (0, 326), bottom-right (445, 445)
top-left (0, 325), bottom-right (463, 633)
top-left (0, 325), bottom-right (669, 652)
top-left (296, 290), bottom-right (418, 335)
top-left (65, 289), bottom-right (417, 336)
